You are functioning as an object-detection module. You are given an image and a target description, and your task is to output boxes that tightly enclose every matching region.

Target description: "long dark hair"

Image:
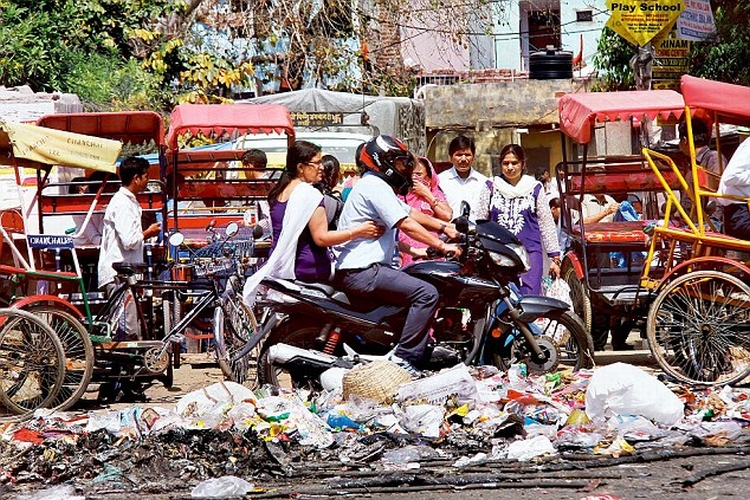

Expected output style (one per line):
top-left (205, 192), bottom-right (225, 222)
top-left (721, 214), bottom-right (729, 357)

top-left (267, 140), bottom-right (322, 202)
top-left (318, 154), bottom-right (340, 191)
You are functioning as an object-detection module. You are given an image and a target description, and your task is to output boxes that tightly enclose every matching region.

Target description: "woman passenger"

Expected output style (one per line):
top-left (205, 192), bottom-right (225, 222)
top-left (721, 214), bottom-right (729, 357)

top-left (243, 141), bottom-right (382, 304)
top-left (398, 156), bottom-right (452, 266)
top-left (474, 144), bottom-right (560, 296)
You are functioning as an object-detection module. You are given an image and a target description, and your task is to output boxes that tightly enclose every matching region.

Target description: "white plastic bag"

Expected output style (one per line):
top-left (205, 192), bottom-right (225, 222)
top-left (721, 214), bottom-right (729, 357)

top-left (191, 476), bottom-right (254, 499)
top-left (507, 435), bottom-right (556, 461)
top-left (585, 363), bottom-right (684, 425)
top-left (544, 277), bottom-right (572, 309)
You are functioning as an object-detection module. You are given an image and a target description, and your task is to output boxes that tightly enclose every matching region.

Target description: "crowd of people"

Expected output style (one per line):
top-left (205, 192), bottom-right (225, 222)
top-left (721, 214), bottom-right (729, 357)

top-left (95, 123), bottom-right (750, 369)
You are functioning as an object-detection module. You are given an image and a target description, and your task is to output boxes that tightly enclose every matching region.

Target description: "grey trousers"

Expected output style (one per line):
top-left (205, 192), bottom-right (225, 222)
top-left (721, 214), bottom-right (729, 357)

top-left (105, 281), bottom-right (141, 341)
top-left (334, 263), bottom-right (438, 366)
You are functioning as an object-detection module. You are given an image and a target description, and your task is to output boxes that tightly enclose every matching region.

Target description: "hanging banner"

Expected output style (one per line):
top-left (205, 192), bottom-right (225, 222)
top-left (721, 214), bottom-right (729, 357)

top-left (652, 28), bottom-right (691, 90)
top-left (606, 0), bottom-right (685, 46)
top-left (0, 121), bottom-right (122, 173)
top-left (677, 0), bottom-right (716, 41)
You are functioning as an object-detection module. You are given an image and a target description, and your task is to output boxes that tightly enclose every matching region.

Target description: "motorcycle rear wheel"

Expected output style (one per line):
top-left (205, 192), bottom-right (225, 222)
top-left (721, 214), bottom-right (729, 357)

top-left (491, 310), bottom-right (595, 372)
top-left (257, 318), bottom-right (323, 390)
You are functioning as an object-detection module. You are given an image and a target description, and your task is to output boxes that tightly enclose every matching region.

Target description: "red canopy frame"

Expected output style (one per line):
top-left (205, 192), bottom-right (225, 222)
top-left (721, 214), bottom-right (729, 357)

top-left (558, 90), bottom-right (685, 145)
top-left (37, 111), bottom-right (165, 147)
top-left (681, 75), bottom-right (750, 126)
top-left (165, 104), bottom-right (295, 151)
top-left (164, 104), bottom-right (295, 236)
top-left (32, 111), bottom-right (168, 243)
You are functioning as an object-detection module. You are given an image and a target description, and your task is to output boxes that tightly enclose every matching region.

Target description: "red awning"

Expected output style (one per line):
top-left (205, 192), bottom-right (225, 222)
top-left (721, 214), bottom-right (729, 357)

top-left (558, 90), bottom-right (685, 144)
top-left (36, 111), bottom-right (164, 147)
top-left (166, 104), bottom-right (296, 151)
top-left (681, 75), bottom-right (750, 126)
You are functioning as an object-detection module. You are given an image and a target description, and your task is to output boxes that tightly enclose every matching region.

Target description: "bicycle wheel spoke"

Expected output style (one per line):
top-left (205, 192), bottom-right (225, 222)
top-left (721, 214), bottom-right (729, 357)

top-left (647, 271), bottom-right (750, 385)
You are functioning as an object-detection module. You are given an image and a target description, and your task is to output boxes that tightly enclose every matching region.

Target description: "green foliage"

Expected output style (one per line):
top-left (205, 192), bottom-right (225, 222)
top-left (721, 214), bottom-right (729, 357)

top-left (688, 2), bottom-right (750, 86)
top-left (592, 27), bottom-right (636, 91)
top-left (595, 3), bottom-right (750, 90)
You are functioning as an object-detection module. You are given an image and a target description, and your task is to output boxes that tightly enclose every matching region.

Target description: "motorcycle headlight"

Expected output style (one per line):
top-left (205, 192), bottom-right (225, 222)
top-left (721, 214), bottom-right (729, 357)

top-left (489, 251), bottom-right (518, 268)
top-left (508, 243), bottom-right (531, 271)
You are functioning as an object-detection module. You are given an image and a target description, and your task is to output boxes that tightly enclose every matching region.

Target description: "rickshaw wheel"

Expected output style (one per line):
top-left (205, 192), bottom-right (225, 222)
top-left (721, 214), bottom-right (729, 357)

top-left (562, 263), bottom-right (592, 335)
top-left (647, 270), bottom-right (750, 386)
top-left (0, 309), bottom-right (66, 420)
top-left (16, 307), bottom-right (94, 412)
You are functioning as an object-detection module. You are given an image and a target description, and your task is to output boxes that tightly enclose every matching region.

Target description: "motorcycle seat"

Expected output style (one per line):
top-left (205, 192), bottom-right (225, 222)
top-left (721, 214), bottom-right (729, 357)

top-left (294, 280), bottom-right (351, 305)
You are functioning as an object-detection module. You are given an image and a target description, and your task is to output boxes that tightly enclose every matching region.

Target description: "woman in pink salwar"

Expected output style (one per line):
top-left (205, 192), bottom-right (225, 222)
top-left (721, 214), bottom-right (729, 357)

top-left (398, 157), bottom-right (453, 266)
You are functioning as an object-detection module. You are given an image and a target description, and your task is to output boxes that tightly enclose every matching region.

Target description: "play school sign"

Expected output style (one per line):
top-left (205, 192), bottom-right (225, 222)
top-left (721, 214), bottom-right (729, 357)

top-left (606, 0), bottom-right (685, 46)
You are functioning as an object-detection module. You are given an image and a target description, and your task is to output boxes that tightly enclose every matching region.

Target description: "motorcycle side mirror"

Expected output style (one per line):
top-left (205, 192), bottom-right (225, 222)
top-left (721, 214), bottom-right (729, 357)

top-left (460, 200), bottom-right (471, 218)
top-left (168, 232), bottom-right (185, 247)
top-left (206, 219), bottom-right (217, 231)
top-left (225, 221), bottom-right (239, 237)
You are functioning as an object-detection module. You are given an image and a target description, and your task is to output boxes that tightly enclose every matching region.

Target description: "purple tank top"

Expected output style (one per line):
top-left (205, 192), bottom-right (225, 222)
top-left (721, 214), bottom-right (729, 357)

top-left (269, 199), bottom-right (332, 282)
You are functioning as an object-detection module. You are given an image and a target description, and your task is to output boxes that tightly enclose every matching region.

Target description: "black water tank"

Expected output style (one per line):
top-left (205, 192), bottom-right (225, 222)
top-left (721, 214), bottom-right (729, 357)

top-left (529, 48), bottom-right (573, 80)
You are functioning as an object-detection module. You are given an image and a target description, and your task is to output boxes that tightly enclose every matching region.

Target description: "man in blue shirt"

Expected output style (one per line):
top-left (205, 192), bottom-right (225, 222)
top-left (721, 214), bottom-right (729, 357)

top-left (334, 136), bottom-right (461, 376)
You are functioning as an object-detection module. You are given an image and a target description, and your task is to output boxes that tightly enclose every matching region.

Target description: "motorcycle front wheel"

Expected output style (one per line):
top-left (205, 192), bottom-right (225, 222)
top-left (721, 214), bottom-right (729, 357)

top-left (490, 310), bottom-right (595, 373)
top-left (257, 318), bottom-right (323, 390)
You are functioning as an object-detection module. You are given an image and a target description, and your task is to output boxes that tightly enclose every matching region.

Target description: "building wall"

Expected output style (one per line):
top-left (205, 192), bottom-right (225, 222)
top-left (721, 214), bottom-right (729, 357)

top-left (493, 0), bottom-right (607, 73)
top-left (423, 79), bottom-right (580, 175)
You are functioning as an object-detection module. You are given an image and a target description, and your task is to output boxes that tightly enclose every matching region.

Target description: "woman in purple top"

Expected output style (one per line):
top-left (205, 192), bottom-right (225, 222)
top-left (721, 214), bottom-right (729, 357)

top-left (265, 141), bottom-right (382, 283)
top-left (473, 144), bottom-right (561, 295)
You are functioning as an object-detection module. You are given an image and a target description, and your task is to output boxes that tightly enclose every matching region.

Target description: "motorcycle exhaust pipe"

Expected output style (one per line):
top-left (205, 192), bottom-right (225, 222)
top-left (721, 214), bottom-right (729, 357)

top-left (267, 343), bottom-right (353, 370)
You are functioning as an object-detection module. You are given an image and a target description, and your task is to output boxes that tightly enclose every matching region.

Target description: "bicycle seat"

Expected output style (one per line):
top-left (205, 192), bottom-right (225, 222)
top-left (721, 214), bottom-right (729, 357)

top-left (113, 262), bottom-right (149, 276)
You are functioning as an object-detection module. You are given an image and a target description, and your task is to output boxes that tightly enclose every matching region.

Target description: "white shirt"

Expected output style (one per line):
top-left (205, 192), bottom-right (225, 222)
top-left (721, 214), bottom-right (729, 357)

top-left (438, 166), bottom-right (488, 217)
top-left (717, 138), bottom-right (750, 205)
top-left (334, 173), bottom-right (410, 270)
top-left (579, 194), bottom-right (618, 224)
top-left (97, 187), bottom-right (145, 288)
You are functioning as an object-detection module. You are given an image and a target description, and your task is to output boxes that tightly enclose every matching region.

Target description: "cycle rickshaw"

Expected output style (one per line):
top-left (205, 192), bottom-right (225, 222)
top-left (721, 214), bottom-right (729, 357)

top-left (1, 105), bottom-right (295, 417)
top-left (641, 75), bottom-right (750, 386)
top-left (557, 89), bottom-right (686, 351)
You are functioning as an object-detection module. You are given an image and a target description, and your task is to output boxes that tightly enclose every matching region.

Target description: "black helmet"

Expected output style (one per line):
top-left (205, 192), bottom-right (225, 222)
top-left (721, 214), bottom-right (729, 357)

top-left (360, 135), bottom-right (414, 195)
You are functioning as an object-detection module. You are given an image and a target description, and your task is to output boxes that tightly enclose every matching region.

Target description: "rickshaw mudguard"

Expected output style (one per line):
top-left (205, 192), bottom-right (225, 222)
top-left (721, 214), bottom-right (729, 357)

top-left (10, 294), bottom-right (84, 320)
top-left (562, 251), bottom-right (584, 279)
top-left (516, 295), bottom-right (569, 322)
top-left (658, 256), bottom-right (750, 292)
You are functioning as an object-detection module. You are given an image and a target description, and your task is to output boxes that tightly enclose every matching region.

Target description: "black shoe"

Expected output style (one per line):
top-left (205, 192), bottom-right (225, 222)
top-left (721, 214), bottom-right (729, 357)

top-left (612, 343), bottom-right (635, 351)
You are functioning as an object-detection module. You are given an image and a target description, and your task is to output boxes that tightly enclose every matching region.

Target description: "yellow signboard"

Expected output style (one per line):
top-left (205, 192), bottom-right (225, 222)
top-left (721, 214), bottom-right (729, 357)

top-left (606, 0), bottom-right (685, 46)
top-left (652, 29), bottom-right (690, 90)
top-left (0, 121), bottom-right (122, 173)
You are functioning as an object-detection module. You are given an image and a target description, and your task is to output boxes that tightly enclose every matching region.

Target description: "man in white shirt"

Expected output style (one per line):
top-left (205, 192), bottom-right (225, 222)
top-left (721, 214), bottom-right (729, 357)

top-left (334, 136), bottom-right (461, 376)
top-left (438, 135), bottom-right (488, 217)
top-left (97, 156), bottom-right (161, 340)
top-left (717, 137), bottom-right (750, 239)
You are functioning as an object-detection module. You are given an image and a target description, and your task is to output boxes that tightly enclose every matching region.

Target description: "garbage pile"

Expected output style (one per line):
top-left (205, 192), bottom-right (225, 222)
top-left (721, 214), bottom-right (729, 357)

top-left (1, 362), bottom-right (749, 497)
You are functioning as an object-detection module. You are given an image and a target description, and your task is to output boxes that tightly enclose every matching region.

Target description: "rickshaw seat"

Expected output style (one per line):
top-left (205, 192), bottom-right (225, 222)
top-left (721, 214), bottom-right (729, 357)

top-left (571, 221), bottom-right (648, 245)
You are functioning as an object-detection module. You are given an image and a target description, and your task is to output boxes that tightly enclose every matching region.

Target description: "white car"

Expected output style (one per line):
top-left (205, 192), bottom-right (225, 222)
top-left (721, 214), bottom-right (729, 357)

top-left (233, 131), bottom-right (373, 168)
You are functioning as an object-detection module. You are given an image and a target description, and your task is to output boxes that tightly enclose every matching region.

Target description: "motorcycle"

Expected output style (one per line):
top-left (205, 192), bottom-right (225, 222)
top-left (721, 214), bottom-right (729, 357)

top-left (255, 204), bottom-right (594, 388)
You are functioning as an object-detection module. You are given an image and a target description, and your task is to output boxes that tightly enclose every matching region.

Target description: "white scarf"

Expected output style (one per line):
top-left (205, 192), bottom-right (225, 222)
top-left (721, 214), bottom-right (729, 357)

top-left (242, 182), bottom-right (323, 306)
top-left (492, 174), bottom-right (538, 199)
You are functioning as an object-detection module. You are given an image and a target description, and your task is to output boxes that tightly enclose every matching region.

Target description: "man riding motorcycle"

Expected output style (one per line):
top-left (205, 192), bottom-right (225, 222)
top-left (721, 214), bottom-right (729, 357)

top-left (332, 135), bottom-right (462, 375)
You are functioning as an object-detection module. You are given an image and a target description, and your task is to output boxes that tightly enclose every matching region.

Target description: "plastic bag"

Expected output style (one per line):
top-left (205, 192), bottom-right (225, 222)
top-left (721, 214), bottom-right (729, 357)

top-left (585, 363), bottom-right (684, 425)
top-left (506, 435), bottom-right (556, 461)
top-left (190, 476), bottom-right (254, 499)
top-left (543, 277), bottom-right (572, 309)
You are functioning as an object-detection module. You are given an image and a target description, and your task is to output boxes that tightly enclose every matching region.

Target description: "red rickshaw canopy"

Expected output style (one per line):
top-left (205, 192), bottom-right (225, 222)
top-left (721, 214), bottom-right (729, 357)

top-left (37, 111), bottom-right (164, 147)
top-left (558, 90), bottom-right (685, 145)
top-left (166, 104), bottom-right (295, 151)
top-left (681, 75), bottom-right (750, 125)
